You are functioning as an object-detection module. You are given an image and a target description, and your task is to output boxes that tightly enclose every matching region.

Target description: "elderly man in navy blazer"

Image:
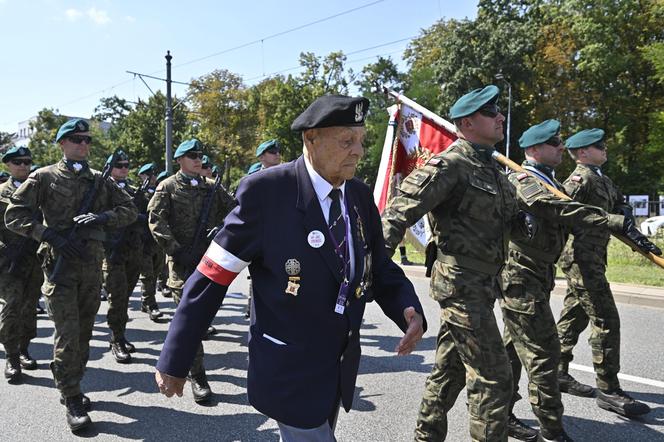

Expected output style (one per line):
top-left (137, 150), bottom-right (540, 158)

top-left (155, 95), bottom-right (426, 441)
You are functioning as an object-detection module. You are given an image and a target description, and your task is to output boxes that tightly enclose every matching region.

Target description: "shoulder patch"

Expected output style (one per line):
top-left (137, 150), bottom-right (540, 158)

top-left (571, 175), bottom-right (583, 183)
top-left (521, 181), bottom-right (544, 201)
top-left (426, 157), bottom-right (442, 167)
top-left (516, 173), bottom-right (529, 181)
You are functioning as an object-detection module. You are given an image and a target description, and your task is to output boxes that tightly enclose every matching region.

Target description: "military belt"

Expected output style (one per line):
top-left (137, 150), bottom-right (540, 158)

top-left (437, 250), bottom-right (503, 276)
top-left (510, 242), bottom-right (558, 264)
top-left (59, 226), bottom-right (106, 242)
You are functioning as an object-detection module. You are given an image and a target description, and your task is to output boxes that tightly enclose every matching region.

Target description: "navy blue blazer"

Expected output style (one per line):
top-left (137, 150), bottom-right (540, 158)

top-left (157, 156), bottom-right (426, 429)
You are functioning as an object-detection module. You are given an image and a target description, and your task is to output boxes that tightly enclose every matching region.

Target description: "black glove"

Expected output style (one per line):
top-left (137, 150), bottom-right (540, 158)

top-left (73, 212), bottom-right (109, 226)
top-left (623, 217), bottom-right (662, 256)
top-left (516, 210), bottom-right (538, 240)
top-left (42, 228), bottom-right (85, 259)
top-left (172, 248), bottom-right (199, 269)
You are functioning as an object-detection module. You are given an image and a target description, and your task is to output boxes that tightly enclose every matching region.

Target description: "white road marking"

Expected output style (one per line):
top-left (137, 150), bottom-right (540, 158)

top-left (570, 363), bottom-right (664, 389)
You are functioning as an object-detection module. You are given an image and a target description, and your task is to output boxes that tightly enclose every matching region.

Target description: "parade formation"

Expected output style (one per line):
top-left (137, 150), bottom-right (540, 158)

top-left (0, 84), bottom-right (662, 442)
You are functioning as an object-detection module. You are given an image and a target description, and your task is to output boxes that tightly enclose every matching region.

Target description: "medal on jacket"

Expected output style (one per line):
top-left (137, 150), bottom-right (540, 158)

top-left (285, 258), bottom-right (301, 296)
top-left (190, 178), bottom-right (198, 186)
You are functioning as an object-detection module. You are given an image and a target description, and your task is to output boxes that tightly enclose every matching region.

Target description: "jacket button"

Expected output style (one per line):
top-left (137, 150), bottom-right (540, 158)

top-left (348, 330), bottom-right (353, 337)
top-left (340, 355), bottom-right (345, 362)
top-left (345, 300), bottom-right (350, 307)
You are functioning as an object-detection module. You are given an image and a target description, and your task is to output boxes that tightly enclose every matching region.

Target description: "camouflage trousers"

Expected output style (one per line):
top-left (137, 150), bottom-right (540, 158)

top-left (104, 256), bottom-right (142, 341)
top-left (415, 281), bottom-right (512, 442)
top-left (172, 287), bottom-right (205, 377)
top-left (0, 260), bottom-right (43, 354)
top-left (501, 285), bottom-right (563, 436)
top-left (557, 258), bottom-right (620, 391)
top-left (42, 248), bottom-right (103, 397)
top-left (139, 247), bottom-right (165, 309)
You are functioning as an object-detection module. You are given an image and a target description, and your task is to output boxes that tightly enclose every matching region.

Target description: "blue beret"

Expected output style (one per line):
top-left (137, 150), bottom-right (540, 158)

top-left (291, 95), bottom-right (369, 131)
top-left (156, 171), bottom-right (170, 183)
top-left (138, 162), bottom-right (157, 175)
top-left (201, 155), bottom-right (213, 166)
top-left (2, 146), bottom-right (32, 163)
top-left (106, 149), bottom-right (129, 166)
top-left (30, 164), bottom-right (39, 172)
top-left (518, 119), bottom-right (561, 149)
top-left (449, 85), bottom-right (500, 119)
top-left (211, 165), bottom-right (220, 176)
top-left (247, 162), bottom-right (262, 175)
top-left (256, 139), bottom-right (280, 157)
top-left (56, 118), bottom-right (90, 142)
top-left (0, 171), bottom-right (9, 178)
top-left (173, 139), bottom-right (204, 159)
top-left (565, 128), bottom-right (605, 149)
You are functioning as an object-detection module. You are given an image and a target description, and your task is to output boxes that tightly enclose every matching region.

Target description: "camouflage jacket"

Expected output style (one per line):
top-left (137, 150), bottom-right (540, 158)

top-left (0, 178), bottom-right (40, 271)
top-left (5, 160), bottom-right (137, 257)
top-left (502, 162), bottom-right (624, 302)
top-left (103, 180), bottom-right (149, 262)
top-left (147, 171), bottom-right (236, 257)
top-left (382, 138), bottom-right (520, 299)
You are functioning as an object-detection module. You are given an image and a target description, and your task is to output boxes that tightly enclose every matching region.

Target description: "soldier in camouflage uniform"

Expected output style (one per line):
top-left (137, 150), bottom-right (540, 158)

top-left (5, 119), bottom-right (137, 432)
top-left (500, 121), bottom-right (657, 442)
top-left (383, 85), bottom-right (521, 442)
top-left (556, 129), bottom-right (660, 418)
top-left (0, 146), bottom-right (43, 383)
top-left (103, 151), bottom-right (149, 363)
top-left (137, 163), bottom-right (163, 321)
top-left (147, 139), bottom-right (235, 404)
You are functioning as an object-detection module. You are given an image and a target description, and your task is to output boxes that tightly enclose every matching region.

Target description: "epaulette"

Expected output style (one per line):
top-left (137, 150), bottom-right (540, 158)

top-left (571, 175), bottom-right (583, 183)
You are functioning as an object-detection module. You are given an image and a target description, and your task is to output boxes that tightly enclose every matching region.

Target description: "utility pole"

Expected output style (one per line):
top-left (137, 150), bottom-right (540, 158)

top-left (165, 50), bottom-right (173, 174)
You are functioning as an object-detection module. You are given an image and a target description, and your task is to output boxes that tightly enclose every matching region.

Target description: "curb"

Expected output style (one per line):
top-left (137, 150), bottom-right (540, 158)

top-left (399, 264), bottom-right (664, 310)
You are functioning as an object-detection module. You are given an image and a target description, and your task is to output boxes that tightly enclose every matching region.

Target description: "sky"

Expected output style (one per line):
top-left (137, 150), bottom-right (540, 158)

top-left (0, 0), bottom-right (477, 133)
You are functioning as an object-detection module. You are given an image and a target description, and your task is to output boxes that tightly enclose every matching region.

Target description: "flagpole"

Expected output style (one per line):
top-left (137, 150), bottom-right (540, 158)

top-left (383, 87), bottom-right (457, 134)
top-left (386, 103), bottom-right (404, 205)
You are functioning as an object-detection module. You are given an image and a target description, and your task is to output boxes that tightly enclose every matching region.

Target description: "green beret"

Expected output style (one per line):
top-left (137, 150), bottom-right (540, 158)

top-left (30, 164), bottom-right (39, 173)
top-left (138, 162), bottom-right (157, 175)
top-left (106, 149), bottom-right (129, 166)
top-left (449, 85), bottom-right (500, 119)
top-left (0, 171), bottom-right (9, 178)
top-left (256, 139), bottom-right (280, 157)
top-left (518, 119), bottom-right (561, 149)
top-left (247, 162), bottom-right (262, 175)
top-left (173, 139), bottom-right (204, 159)
top-left (291, 95), bottom-right (369, 131)
top-left (55, 118), bottom-right (89, 142)
top-left (2, 146), bottom-right (32, 163)
top-left (156, 171), bottom-right (170, 183)
top-left (565, 128), bottom-right (605, 149)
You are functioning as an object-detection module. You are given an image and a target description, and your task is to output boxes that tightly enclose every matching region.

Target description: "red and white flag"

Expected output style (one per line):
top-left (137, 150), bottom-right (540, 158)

top-left (374, 102), bottom-right (457, 213)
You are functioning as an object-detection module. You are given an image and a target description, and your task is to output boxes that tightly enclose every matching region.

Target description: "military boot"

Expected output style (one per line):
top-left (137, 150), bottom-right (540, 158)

top-left (120, 337), bottom-right (136, 353)
top-left (537, 430), bottom-right (574, 441)
top-left (141, 303), bottom-right (163, 321)
top-left (161, 286), bottom-right (172, 298)
top-left (4, 354), bottom-right (21, 383)
top-left (596, 388), bottom-right (650, 417)
top-left (109, 341), bottom-right (131, 363)
top-left (19, 345), bottom-right (38, 370)
top-left (188, 372), bottom-right (212, 403)
top-left (508, 413), bottom-right (538, 441)
top-left (64, 394), bottom-right (92, 432)
top-left (60, 393), bottom-right (91, 411)
top-left (558, 372), bottom-right (594, 397)
top-left (203, 325), bottom-right (218, 340)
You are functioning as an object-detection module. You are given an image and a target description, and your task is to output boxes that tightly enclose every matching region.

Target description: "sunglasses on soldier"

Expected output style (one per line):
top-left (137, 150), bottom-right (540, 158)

top-left (265, 148), bottom-right (280, 155)
top-left (9, 158), bottom-right (32, 166)
top-left (477, 104), bottom-right (501, 118)
top-left (201, 164), bottom-right (210, 169)
top-left (184, 151), bottom-right (204, 160)
top-left (590, 142), bottom-right (606, 151)
top-left (544, 136), bottom-right (562, 147)
top-left (67, 135), bottom-right (93, 145)
top-left (114, 162), bottom-right (130, 169)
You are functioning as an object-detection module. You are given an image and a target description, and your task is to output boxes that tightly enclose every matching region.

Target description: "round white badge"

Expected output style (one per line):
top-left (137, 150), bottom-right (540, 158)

top-left (307, 230), bottom-right (325, 248)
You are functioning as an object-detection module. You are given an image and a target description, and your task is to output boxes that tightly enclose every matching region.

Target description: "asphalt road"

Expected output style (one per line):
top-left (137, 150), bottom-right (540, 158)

top-left (1, 269), bottom-right (663, 441)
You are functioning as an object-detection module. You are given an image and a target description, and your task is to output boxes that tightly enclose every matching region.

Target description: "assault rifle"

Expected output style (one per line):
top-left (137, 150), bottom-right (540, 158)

top-left (108, 176), bottom-right (151, 263)
top-left (184, 173), bottom-right (222, 278)
top-left (49, 153), bottom-right (117, 283)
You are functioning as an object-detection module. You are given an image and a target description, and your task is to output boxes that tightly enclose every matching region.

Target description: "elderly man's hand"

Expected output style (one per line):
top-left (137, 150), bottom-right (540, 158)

top-left (155, 370), bottom-right (186, 398)
top-left (395, 307), bottom-right (424, 355)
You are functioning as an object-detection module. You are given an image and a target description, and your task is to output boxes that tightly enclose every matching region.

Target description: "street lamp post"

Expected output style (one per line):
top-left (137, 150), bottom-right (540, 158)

top-left (495, 73), bottom-right (512, 170)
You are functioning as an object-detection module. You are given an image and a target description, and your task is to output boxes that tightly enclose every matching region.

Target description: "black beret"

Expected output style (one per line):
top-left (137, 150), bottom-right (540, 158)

top-left (291, 95), bottom-right (370, 131)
